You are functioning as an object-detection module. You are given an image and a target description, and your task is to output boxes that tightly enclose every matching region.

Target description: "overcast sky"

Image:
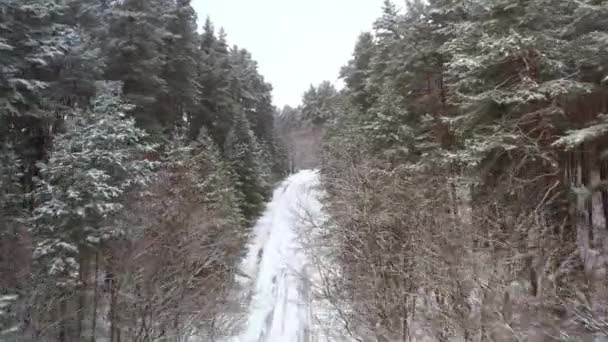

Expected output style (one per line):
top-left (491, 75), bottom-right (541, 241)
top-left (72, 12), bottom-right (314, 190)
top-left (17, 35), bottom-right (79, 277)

top-left (191, 0), bottom-right (384, 108)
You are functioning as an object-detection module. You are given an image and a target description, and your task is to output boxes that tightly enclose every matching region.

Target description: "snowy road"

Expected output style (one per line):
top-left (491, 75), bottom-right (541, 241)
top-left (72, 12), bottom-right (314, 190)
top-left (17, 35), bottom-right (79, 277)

top-left (235, 170), bottom-right (322, 342)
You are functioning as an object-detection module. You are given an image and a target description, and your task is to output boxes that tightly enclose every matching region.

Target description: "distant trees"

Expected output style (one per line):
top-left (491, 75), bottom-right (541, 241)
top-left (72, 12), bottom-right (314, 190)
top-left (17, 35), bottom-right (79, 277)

top-left (0, 0), bottom-right (286, 340)
top-left (276, 82), bottom-right (341, 171)
top-left (301, 81), bottom-right (339, 126)
top-left (314, 0), bottom-right (608, 340)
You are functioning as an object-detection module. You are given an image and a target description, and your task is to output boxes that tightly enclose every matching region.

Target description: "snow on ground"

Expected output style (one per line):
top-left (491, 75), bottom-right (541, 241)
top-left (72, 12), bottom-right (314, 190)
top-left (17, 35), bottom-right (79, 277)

top-left (230, 170), bottom-right (323, 342)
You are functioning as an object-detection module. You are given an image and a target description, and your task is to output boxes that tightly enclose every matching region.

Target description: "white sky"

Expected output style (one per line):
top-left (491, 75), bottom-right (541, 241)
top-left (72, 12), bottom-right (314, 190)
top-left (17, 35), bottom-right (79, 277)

top-left (192, 0), bottom-right (384, 108)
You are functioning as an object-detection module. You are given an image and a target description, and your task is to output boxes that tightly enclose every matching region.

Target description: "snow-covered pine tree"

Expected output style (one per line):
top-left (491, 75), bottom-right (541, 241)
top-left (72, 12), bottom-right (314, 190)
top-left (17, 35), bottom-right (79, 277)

top-left (224, 109), bottom-right (270, 224)
top-left (193, 19), bottom-right (235, 145)
top-left (30, 82), bottom-right (157, 338)
top-left (188, 130), bottom-right (248, 318)
top-left (0, 0), bottom-right (66, 116)
top-left (227, 46), bottom-right (285, 179)
top-left (0, 1), bottom-right (283, 339)
top-left (33, 81), bottom-right (156, 278)
top-left (158, 0), bottom-right (200, 131)
top-left (301, 81), bottom-right (339, 127)
top-left (105, 0), bottom-right (168, 134)
top-left (1, 0), bottom-right (69, 193)
top-left (265, 128), bottom-right (290, 178)
top-left (0, 1), bottom-right (110, 338)
top-left (0, 0), bottom-right (102, 118)
top-left (340, 32), bottom-right (375, 111)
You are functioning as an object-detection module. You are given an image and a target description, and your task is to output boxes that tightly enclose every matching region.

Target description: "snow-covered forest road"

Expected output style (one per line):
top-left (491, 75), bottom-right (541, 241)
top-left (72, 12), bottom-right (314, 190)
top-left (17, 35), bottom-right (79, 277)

top-left (234, 170), bottom-right (324, 342)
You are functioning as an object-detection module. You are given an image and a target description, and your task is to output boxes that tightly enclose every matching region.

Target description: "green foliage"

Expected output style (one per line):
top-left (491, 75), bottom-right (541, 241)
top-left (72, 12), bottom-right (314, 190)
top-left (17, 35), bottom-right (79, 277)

top-left (192, 19), bottom-right (232, 143)
top-left (105, 0), bottom-right (169, 133)
top-left (362, 84), bottom-right (417, 158)
top-left (32, 82), bottom-right (157, 286)
top-left (224, 110), bottom-right (270, 223)
top-left (0, 0), bottom-right (102, 116)
top-left (266, 129), bottom-right (290, 177)
top-left (301, 81), bottom-right (339, 126)
top-left (0, 1), bottom-right (282, 339)
top-left (0, 0), bottom-right (68, 116)
top-left (165, 128), bottom-right (247, 267)
top-left (340, 32), bottom-right (375, 110)
top-left (159, 0), bottom-right (200, 129)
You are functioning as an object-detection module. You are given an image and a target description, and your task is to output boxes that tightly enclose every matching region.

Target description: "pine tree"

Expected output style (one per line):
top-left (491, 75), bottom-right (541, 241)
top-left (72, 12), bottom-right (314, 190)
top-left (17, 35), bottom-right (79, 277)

top-left (340, 32), bottom-right (375, 110)
top-left (0, 1), bottom-right (284, 339)
top-left (0, 1), bottom-right (108, 338)
top-left (228, 46), bottom-right (286, 181)
top-left (1, 0), bottom-right (69, 190)
top-left (159, 0), bottom-right (200, 130)
top-left (431, 0), bottom-right (599, 175)
top-left (105, 0), bottom-right (168, 134)
top-left (0, 0), bottom-right (105, 121)
top-left (224, 110), bottom-right (269, 224)
top-left (0, 0), bottom-right (107, 228)
top-left (32, 82), bottom-right (157, 288)
top-left (48, 0), bottom-right (107, 110)
top-left (228, 47), bottom-right (274, 140)
top-left (301, 81), bottom-right (339, 126)
top-left (0, 0), bottom-right (65, 117)
top-left (193, 19), bottom-right (234, 145)
top-left (189, 129), bottom-right (246, 262)
top-left (565, 0), bottom-right (608, 84)
top-left (269, 128), bottom-right (290, 177)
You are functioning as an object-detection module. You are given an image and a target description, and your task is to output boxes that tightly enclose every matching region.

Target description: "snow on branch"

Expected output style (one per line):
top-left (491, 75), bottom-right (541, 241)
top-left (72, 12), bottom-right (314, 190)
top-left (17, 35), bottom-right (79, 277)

top-left (552, 116), bottom-right (608, 150)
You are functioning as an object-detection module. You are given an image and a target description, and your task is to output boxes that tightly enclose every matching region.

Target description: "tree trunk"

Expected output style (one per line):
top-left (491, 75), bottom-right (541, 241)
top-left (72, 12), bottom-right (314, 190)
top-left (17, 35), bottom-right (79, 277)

top-left (91, 252), bottom-right (99, 342)
top-left (110, 278), bottom-right (117, 342)
top-left (59, 296), bottom-right (68, 342)
top-left (79, 248), bottom-right (90, 341)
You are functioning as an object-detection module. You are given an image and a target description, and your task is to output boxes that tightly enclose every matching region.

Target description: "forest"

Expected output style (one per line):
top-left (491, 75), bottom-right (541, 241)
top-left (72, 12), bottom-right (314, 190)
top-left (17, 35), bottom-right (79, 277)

top-left (3, 0), bottom-right (608, 341)
top-left (1, 0), bottom-right (287, 340)
top-left (279, 0), bottom-right (608, 340)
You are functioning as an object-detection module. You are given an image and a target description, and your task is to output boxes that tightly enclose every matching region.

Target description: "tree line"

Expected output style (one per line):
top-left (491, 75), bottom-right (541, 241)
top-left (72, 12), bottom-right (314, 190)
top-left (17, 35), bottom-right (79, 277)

top-left (0, 0), bottom-right (287, 340)
top-left (287, 0), bottom-right (608, 340)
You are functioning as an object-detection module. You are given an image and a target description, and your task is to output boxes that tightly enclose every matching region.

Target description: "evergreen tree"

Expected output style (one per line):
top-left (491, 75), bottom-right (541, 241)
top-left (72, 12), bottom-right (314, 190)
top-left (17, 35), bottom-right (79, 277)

top-left (193, 19), bottom-right (234, 144)
top-left (301, 81), bottom-right (339, 126)
top-left (231, 47), bottom-right (287, 179)
top-left (340, 32), bottom-right (375, 110)
top-left (189, 129), bottom-right (247, 262)
top-left (105, 0), bottom-right (168, 133)
top-left (0, 2), bottom-right (282, 339)
top-left (159, 0), bottom-right (200, 129)
top-left (1, 0), bottom-right (72, 193)
top-left (190, 129), bottom-right (244, 224)
top-left (228, 47), bottom-right (274, 141)
top-left (32, 82), bottom-right (156, 288)
top-left (224, 110), bottom-right (269, 224)
top-left (0, 0), bottom-right (65, 117)
top-left (316, 0), bottom-right (608, 340)
top-left (268, 128), bottom-right (290, 177)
